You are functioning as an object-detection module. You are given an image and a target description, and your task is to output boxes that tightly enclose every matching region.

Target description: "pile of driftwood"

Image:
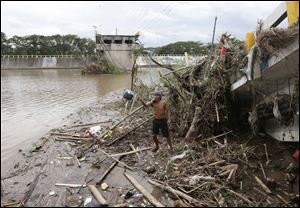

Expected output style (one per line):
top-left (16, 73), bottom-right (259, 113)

top-left (161, 33), bottom-right (248, 138)
top-left (82, 62), bottom-right (108, 74)
top-left (256, 22), bottom-right (299, 57)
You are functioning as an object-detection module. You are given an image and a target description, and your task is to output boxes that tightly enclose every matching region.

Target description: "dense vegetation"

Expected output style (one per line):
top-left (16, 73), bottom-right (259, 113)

top-left (1, 32), bottom-right (95, 55)
top-left (153, 41), bottom-right (209, 55)
top-left (2, 32), bottom-right (243, 56)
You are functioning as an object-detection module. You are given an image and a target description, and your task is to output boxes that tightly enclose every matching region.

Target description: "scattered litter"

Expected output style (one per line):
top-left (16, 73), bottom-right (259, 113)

top-left (49, 191), bottom-right (56, 196)
top-left (84, 196), bottom-right (92, 206)
top-left (170, 150), bottom-right (194, 162)
top-left (101, 183), bottom-right (109, 191)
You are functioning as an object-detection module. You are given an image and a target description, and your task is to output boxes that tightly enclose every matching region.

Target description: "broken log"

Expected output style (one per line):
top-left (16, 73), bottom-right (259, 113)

top-left (100, 150), bottom-right (134, 171)
top-left (100, 105), bottom-right (144, 138)
top-left (107, 116), bottom-right (153, 146)
top-left (109, 147), bottom-right (152, 157)
top-left (254, 176), bottom-right (272, 194)
top-left (125, 173), bottom-right (164, 207)
top-left (206, 160), bottom-right (226, 167)
top-left (227, 189), bottom-right (254, 205)
top-left (96, 155), bottom-right (123, 185)
top-left (129, 144), bottom-right (141, 159)
top-left (88, 185), bottom-right (108, 206)
top-left (148, 179), bottom-right (201, 205)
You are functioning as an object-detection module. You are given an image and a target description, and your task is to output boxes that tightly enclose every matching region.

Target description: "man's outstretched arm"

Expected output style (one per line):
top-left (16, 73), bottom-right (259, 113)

top-left (137, 95), bottom-right (153, 107)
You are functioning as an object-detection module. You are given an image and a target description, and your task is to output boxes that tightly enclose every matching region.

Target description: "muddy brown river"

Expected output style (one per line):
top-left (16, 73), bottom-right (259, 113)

top-left (1, 69), bottom-right (132, 175)
top-left (1, 68), bottom-right (168, 176)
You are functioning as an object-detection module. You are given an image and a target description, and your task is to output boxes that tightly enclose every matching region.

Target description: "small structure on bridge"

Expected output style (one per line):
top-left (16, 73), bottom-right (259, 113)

top-left (96, 33), bottom-right (141, 70)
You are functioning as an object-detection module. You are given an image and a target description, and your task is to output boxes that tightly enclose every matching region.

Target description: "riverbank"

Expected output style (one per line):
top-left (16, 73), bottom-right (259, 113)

top-left (0, 90), bottom-right (174, 207)
top-left (1, 90), bottom-right (299, 207)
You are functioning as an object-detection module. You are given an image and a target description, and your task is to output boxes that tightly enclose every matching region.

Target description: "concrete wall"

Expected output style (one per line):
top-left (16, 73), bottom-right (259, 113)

top-left (101, 44), bottom-right (137, 70)
top-left (1, 56), bottom-right (98, 69)
top-left (96, 34), bottom-right (140, 70)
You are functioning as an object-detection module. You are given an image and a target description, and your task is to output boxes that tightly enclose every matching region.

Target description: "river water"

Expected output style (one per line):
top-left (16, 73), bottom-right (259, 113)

top-left (1, 68), bottom-right (168, 176)
top-left (1, 69), bottom-right (133, 175)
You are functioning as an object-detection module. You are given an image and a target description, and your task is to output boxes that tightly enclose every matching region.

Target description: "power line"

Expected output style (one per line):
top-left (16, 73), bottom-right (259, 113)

top-left (135, 2), bottom-right (152, 30)
top-left (139, 2), bottom-right (174, 32)
top-left (142, 3), bottom-right (176, 32)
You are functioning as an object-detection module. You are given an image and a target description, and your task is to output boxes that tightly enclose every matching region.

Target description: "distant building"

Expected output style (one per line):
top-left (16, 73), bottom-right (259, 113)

top-left (95, 33), bottom-right (141, 70)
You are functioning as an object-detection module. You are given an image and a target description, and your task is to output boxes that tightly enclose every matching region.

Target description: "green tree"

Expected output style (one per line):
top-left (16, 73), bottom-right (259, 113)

top-left (1, 32), bottom-right (13, 54)
top-left (154, 41), bottom-right (209, 55)
top-left (1, 33), bottom-right (96, 55)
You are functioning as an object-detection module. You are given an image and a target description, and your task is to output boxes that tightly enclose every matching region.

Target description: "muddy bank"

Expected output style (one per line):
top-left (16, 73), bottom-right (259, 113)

top-left (1, 90), bottom-right (299, 207)
top-left (0, 90), bottom-right (173, 207)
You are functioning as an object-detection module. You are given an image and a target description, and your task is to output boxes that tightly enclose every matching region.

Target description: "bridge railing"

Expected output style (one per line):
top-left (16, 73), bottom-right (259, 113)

top-left (136, 54), bottom-right (206, 66)
top-left (1, 55), bottom-right (96, 58)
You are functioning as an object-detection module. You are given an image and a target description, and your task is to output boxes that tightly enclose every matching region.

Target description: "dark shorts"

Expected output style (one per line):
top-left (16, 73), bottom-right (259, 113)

top-left (152, 118), bottom-right (169, 138)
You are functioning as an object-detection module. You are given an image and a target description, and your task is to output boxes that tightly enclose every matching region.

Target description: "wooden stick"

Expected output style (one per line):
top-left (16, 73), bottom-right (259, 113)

top-left (75, 156), bottom-right (81, 168)
top-left (227, 189), bottom-right (254, 205)
top-left (260, 163), bottom-right (267, 179)
top-left (88, 185), bottom-right (108, 206)
top-left (50, 133), bottom-right (90, 138)
top-left (107, 116), bottom-right (153, 146)
top-left (109, 147), bottom-right (152, 157)
top-left (100, 105), bottom-right (144, 138)
top-left (254, 176), bottom-right (272, 194)
top-left (23, 172), bottom-right (42, 205)
top-left (55, 136), bottom-right (93, 142)
top-left (148, 179), bottom-right (200, 205)
top-left (129, 144), bottom-right (141, 159)
top-left (55, 183), bottom-right (86, 188)
top-left (1, 201), bottom-right (22, 207)
top-left (202, 131), bottom-right (232, 142)
top-left (129, 95), bottom-right (137, 114)
top-left (215, 103), bottom-right (220, 123)
top-left (125, 173), bottom-right (164, 207)
top-left (206, 160), bottom-right (225, 167)
top-left (67, 120), bottom-right (112, 128)
top-left (100, 150), bottom-right (134, 171)
top-left (96, 155), bottom-right (123, 185)
top-left (263, 144), bottom-right (269, 162)
top-left (57, 157), bottom-right (73, 160)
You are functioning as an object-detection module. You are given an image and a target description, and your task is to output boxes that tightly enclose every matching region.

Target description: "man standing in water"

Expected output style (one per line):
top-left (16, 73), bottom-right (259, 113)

top-left (138, 92), bottom-right (173, 153)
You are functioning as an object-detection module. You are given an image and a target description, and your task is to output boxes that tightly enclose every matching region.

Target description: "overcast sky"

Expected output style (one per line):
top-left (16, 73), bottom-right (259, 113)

top-left (1, 1), bottom-right (283, 47)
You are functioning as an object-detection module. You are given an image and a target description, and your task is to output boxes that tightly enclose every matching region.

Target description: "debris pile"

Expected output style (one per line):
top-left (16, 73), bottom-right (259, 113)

top-left (82, 63), bottom-right (108, 74)
top-left (161, 33), bottom-right (248, 138)
top-left (256, 23), bottom-right (299, 57)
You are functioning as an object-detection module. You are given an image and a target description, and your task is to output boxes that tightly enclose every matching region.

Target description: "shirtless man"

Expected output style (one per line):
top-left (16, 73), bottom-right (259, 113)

top-left (138, 92), bottom-right (173, 153)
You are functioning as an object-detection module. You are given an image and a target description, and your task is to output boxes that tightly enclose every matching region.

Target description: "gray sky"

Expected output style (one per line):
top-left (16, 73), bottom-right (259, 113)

top-left (1, 1), bottom-right (283, 47)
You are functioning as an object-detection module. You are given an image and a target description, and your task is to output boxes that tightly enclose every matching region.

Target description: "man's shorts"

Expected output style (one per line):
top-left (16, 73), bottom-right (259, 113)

top-left (152, 118), bottom-right (169, 138)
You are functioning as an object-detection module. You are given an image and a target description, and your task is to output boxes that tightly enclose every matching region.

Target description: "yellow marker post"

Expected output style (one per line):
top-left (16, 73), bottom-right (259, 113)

top-left (245, 32), bottom-right (255, 50)
top-left (286, 1), bottom-right (299, 27)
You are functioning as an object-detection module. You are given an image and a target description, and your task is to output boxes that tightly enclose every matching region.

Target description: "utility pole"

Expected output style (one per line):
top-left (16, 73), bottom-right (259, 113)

top-left (116, 28), bottom-right (118, 35)
top-left (204, 16), bottom-right (217, 80)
